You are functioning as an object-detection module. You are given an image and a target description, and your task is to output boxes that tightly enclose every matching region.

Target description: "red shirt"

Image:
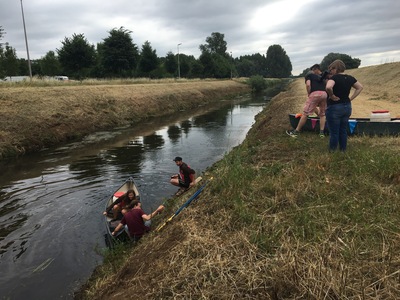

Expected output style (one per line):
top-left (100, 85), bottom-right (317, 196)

top-left (120, 208), bottom-right (149, 238)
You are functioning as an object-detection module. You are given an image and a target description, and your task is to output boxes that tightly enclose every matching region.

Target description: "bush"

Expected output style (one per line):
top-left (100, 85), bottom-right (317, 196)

top-left (247, 75), bottom-right (267, 93)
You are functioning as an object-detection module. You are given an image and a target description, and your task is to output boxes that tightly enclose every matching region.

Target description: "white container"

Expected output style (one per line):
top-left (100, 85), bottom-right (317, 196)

top-left (370, 110), bottom-right (391, 122)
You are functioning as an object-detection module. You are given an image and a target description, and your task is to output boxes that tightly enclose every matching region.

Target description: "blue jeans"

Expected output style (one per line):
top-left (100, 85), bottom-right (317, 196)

top-left (326, 103), bottom-right (352, 151)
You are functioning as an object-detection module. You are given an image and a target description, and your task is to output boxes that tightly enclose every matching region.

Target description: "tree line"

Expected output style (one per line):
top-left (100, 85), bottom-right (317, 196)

top-left (299, 52), bottom-right (361, 77)
top-left (0, 25), bottom-right (361, 80)
top-left (0, 27), bottom-right (293, 80)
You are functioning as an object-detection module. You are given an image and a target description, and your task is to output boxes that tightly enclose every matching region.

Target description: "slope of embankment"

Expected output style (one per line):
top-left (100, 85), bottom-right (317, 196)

top-left (0, 80), bottom-right (250, 160)
top-left (79, 62), bottom-right (400, 299)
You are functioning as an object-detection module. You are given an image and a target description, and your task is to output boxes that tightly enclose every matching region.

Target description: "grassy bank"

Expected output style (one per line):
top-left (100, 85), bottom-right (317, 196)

top-left (0, 79), bottom-right (250, 160)
top-left (77, 63), bottom-right (400, 299)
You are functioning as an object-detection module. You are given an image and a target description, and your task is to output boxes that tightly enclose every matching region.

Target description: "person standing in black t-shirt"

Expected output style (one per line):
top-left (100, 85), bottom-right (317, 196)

top-left (325, 59), bottom-right (363, 152)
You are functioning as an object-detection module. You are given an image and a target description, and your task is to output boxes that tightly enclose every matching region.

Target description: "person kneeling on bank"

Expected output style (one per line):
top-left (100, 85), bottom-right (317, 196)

top-left (170, 156), bottom-right (196, 190)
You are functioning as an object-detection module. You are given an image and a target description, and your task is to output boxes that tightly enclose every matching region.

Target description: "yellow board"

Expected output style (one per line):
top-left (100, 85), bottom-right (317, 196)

top-left (193, 176), bottom-right (202, 185)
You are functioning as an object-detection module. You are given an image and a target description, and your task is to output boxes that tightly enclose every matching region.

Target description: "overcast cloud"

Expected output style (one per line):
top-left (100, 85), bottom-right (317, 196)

top-left (1, 0), bottom-right (399, 75)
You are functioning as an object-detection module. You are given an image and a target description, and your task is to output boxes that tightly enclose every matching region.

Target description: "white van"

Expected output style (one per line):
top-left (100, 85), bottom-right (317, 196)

top-left (54, 76), bottom-right (69, 81)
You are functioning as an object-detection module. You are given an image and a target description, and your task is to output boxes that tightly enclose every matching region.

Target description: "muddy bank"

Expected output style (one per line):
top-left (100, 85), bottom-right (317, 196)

top-left (0, 80), bottom-right (250, 160)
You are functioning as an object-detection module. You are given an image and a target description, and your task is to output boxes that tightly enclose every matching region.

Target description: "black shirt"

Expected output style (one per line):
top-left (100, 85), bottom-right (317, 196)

top-left (305, 73), bottom-right (326, 93)
top-left (328, 74), bottom-right (357, 106)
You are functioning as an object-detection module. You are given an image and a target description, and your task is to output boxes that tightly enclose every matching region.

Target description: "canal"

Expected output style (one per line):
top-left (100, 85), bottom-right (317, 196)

top-left (0, 93), bottom-right (272, 299)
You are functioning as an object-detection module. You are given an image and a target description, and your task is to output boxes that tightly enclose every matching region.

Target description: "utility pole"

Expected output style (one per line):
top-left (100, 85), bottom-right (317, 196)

top-left (230, 51), bottom-right (233, 79)
top-left (20, 0), bottom-right (32, 81)
top-left (177, 43), bottom-right (182, 79)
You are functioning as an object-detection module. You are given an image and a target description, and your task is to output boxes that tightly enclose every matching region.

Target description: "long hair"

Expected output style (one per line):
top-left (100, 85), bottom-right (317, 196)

top-left (121, 189), bottom-right (136, 207)
top-left (329, 59), bottom-right (346, 73)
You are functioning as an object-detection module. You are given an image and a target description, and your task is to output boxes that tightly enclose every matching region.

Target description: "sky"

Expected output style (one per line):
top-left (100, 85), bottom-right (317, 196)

top-left (0, 0), bottom-right (399, 75)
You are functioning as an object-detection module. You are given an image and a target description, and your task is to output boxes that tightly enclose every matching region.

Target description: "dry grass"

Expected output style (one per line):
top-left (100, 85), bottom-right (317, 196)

top-left (0, 79), bottom-right (250, 160)
top-left (78, 62), bottom-right (400, 299)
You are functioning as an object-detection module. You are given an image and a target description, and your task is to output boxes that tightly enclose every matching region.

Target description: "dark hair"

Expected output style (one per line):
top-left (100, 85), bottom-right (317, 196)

top-left (126, 189), bottom-right (136, 198)
top-left (320, 70), bottom-right (330, 81)
top-left (122, 189), bottom-right (136, 206)
top-left (128, 199), bottom-right (141, 209)
top-left (310, 64), bottom-right (321, 71)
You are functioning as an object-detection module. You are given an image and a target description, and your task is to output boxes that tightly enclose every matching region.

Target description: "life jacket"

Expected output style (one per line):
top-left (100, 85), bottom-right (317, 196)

top-left (180, 164), bottom-right (195, 183)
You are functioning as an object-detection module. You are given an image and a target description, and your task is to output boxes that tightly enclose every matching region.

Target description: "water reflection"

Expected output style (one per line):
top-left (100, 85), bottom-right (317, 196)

top-left (167, 125), bottom-right (181, 142)
top-left (0, 93), bottom-right (275, 299)
top-left (181, 120), bottom-right (192, 135)
top-left (193, 108), bottom-right (230, 127)
top-left (143, 133), bottom-right (165, 150)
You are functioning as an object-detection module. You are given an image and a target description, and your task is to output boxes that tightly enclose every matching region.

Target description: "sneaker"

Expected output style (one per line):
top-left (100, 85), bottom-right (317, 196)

top-left (319, 132), bottom-right (325, 138)
top-left (286, 130), bottom-right (298, 138)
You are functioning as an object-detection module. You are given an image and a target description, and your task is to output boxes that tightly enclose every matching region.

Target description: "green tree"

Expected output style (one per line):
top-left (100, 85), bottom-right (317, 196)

top-left (252, 53), bottom-right (268, 77)
top-left (91, 43), bottom-right (105, 78)
top-left (199, 51), bottom-right (215, 78)
top-left (99, 27), bottom-right (139, 77)
top-left (0, 28), bottom-right (8, 78)
top-left (57, 33), bottom-right (96, 80)
top-left (18, 58), bottom-right (29, 75)
top-left (265, 44), bottom-right (292, 78)
top-left (188, 59), bottom-right (203, 78)
top-left (320, 52), bottom-right (361, 70)
top-left (40, 51), bottom-right (62, 76)
top-left (236, 58), bottom-right (256, 77)
top-left (17, 58), bottom-right (39, 76)
top-left (236, 54), bottom-right (268, 77)
top-left (199, 32), bottom-right (228, 57)
top-left (1, 44), bottom-right (19, 76)
top-left (164, 51), bottom-right (177, 75)
top-left (178, 54), bottom-right (194, 78)
top-left (30, 60), bottom-right (41, 76)
top-left (0, 50), bottom-right (5, 78)
top-left (212, 53), bottom-right (231, 78)
top-left (138, 41), bottom-right (159, 77)
top-left (199, 32), bottom-right (232, 78)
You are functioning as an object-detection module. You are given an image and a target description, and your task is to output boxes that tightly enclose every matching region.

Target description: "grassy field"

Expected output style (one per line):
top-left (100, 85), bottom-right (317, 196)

top-left (76, 62), bottom-right (400, 299)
